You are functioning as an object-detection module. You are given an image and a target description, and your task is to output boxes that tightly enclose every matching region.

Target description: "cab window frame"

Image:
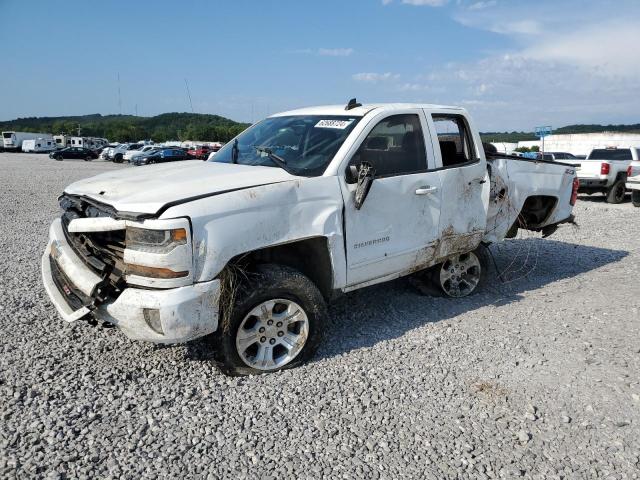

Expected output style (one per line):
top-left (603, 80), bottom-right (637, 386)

top-left (346, 113), bottom-right (429, 181)
top-left (430, 113), bottom-right (479, 171)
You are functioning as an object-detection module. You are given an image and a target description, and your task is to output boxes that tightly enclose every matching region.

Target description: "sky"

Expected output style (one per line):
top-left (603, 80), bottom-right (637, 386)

top-left (1, 0), bottom-right (639, 131)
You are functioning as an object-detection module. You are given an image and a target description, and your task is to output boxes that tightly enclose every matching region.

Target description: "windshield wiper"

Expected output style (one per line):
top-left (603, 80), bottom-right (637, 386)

top-left (253, 145), bottom-right (294, 174)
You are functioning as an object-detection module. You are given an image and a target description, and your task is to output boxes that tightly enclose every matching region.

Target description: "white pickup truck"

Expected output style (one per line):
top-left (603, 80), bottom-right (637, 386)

top-left (626, 160), bottom-right (640, 207)
top-left (576, 147), bottom-right (639, 203)
top-left (41, 102), bottom-right (578, 375)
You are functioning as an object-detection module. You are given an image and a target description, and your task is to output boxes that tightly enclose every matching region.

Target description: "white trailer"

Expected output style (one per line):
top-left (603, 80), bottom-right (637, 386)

top-left (2, 131), bottom-right (53, 151)
top-left (22, 138), bottom-right (57, 153)
top-left (70, 137), bottom-right (109, 150)
top-left (54, 135), bottom-right (73, 149)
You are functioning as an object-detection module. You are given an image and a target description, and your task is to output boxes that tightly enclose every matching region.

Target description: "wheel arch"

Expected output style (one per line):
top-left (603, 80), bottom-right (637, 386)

top-left (224, 236), bottom-right (336, 301)
top-left (517, 195), bottom-right (558, 230)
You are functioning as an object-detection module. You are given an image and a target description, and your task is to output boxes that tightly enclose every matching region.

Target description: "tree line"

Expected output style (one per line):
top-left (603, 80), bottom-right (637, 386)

top-left (0, 112), bottom-right (250, 143)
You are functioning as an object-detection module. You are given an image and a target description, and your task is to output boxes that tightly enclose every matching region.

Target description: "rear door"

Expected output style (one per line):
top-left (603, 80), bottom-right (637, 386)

top-left (425, 111), bottom-right (489, 259)
top-left (341, 110), bottom-right (442, 287)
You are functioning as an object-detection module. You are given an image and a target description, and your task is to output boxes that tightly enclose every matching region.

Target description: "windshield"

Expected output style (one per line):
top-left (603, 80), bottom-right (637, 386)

top-left (3, 132), bottom-right (13, 139)
top-left (209, 115), bottom-right (361, 176)
top-left (587, 148), bottom-right (632, 160)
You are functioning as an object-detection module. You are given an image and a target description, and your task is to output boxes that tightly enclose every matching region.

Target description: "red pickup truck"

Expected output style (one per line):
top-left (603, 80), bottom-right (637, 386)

top-left (187, 145), bottom-right (212, 160)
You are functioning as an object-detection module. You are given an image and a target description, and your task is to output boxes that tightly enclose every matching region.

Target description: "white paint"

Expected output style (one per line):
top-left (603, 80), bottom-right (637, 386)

top-left (626, 160), bottom-right (640, 192)
top-left (42, 103), bottom-right (578, 345)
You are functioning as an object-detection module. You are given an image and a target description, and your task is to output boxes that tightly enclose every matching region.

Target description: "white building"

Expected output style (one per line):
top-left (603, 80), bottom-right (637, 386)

top-left (489, 142), bottom-right (519, 154)
top-left (518, 132), bottom-right (640, 156)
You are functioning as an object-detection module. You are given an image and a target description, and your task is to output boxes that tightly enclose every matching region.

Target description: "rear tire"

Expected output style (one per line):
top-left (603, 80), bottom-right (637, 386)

top-left (210, 264), bottom-right (328, 376)
top-left (632, 190), bottom-right (640, 207)
top-left (84, 155), bottom-right (92, 161)
top-left (606, 179), bottom-right (626, 204)
top-left (431, 247), bottom-right (488, 298)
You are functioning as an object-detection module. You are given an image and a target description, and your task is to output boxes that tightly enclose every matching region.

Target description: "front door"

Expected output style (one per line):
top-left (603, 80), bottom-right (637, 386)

top-left (341, 112), bottom-right (442, 287)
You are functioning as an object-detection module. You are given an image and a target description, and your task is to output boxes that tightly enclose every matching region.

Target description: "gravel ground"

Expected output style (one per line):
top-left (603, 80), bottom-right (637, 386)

top-left (1, 152), bottom-right (639, 479)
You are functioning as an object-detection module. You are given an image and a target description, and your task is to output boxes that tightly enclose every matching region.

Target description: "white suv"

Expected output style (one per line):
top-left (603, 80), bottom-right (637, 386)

top-left (109, 143), bottom-right (143, 163)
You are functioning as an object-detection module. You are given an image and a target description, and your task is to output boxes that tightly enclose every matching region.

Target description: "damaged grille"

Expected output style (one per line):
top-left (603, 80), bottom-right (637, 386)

top-left (59, 195), bottom-right (127, 298)
top-left (49, 256), bottom-right (92, 310)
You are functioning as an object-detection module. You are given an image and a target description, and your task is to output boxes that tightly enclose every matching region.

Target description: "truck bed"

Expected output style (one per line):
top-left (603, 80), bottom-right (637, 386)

top-left (484, 153), bottom-right (577, 243)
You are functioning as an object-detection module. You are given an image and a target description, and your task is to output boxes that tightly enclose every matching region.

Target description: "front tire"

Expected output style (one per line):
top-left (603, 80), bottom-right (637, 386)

top-left (632, 190), bottom-right (640, 207)
top-left (211, 264), bottom-right (328, 376)
top-left (606, 179), bottom-right (626, 204)
top-left (114, 154), bottom-right (123, 163)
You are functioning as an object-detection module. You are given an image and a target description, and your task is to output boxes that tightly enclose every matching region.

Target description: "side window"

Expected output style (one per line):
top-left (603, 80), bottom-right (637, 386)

top-left (432, 115), bottom-right (476, 168)
top-left (351, 114), bottom-right (426, 178)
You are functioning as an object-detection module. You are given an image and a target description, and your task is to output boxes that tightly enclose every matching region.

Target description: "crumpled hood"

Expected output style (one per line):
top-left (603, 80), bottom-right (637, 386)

top-left (64, 161), bottom-right (297, 215)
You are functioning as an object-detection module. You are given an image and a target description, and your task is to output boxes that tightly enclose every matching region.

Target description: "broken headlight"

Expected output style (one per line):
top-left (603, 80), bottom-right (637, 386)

top-left (126, 227), bottom-right (187, 254)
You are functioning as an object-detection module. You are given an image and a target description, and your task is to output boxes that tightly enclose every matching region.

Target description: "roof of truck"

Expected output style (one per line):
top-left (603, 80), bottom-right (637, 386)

top-left (271, 103), bottom-right (465, 117)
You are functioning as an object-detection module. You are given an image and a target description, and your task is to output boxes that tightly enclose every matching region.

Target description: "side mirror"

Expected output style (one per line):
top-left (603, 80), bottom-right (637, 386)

top-left (354, 162), bottom-right (375, 210)
top-left (346, 165), bottom-right (359, 184)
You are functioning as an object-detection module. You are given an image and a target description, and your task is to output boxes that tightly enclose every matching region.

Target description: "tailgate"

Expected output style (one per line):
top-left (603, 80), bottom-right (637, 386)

top-left (575, 160), bottom-right (604, 178)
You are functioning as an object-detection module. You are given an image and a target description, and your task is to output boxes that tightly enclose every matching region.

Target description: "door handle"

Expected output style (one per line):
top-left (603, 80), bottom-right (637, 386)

top-left (415, 186), bottom-right (438, 195)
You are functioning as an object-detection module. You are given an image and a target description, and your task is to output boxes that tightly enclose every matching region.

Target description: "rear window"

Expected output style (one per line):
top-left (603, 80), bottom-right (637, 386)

top-left (587, 149), bottom-right (632, 160)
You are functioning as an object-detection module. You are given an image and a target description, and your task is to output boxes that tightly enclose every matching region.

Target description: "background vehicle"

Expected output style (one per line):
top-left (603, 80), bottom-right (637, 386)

top-left (124, 145), bottom-right (158, 162)
top-left (69, 137), bottom-right (109, 151)
top-left (626, 160), bottom-right (640, 207)
top-left (110, 143), bottom-right (143, 163)
top-left (2, 131), bottom-right (53, 151)
top-left (132, 147), bottom-right (194, 165)
top-left (541, 152), bottom-right (578, 161)
top-left (22, 138), bottom-right (57, 153)
top-left (49, 147), bottom-right (98, 161)
top-left (575, 147), bottom-right (639, 203)
top-left (187, 144), bottom-right (212, 159)
top-left (53, 134), bottom-right (73, 149)
top-left (42, 102), bottom-right (577, 376)
top-left (100, 143), bottom-right (119, 160)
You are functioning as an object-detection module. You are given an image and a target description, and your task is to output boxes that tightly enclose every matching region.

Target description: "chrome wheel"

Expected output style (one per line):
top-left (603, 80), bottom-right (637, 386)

top-left (235, 299), bottom-right (309, 371)
top-left (439, 251), bottom-right (482, 298)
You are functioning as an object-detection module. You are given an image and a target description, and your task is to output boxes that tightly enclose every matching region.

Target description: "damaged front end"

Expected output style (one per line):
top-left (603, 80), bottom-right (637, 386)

top-left (41, 194), bottom-right (220, 343)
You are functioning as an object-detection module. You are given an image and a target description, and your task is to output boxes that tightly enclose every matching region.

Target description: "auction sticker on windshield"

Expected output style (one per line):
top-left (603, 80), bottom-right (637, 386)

top-left (315, 119), bottom-right (354, 129)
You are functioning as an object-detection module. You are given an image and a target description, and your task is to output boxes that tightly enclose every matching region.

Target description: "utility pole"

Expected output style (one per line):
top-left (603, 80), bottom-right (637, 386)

top-left (184, 79), bottom-right (194, 113)
top-left (117, 73), bottom-right (122, 115)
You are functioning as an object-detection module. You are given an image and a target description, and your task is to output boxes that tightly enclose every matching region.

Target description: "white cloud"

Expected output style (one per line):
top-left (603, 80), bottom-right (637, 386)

top-left (383, 0), bottom-right (448, 5)
top-left (352, 72), bottom-right (399, 83)
top-left (522, 21), bottom-right (640, 77)
top-left (318, 48), bottom-right (354, 57)
top-left (398, 82), bottom-right (430, 92)
top-left (488, 19), bottom-right (541, 35)
top-left (402, 0), bottom-right (448, 5)
top-left (467, 1), bottom-right (497, 10)
top-left (356, 1), bottom-right (640, 130)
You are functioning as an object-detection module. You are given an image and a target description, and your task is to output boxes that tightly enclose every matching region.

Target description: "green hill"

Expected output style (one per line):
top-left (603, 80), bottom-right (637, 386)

top-left (481, 123), bottom-right (640, 143)
top-left (0, 113), bottom-right (250, 143)
top-left (2, 113), bottom-right (639, 144)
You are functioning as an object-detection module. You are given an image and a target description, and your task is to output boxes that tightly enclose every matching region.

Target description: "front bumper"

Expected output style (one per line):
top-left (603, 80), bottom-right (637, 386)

top-left (41, 218), bottom-right (221, 343)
